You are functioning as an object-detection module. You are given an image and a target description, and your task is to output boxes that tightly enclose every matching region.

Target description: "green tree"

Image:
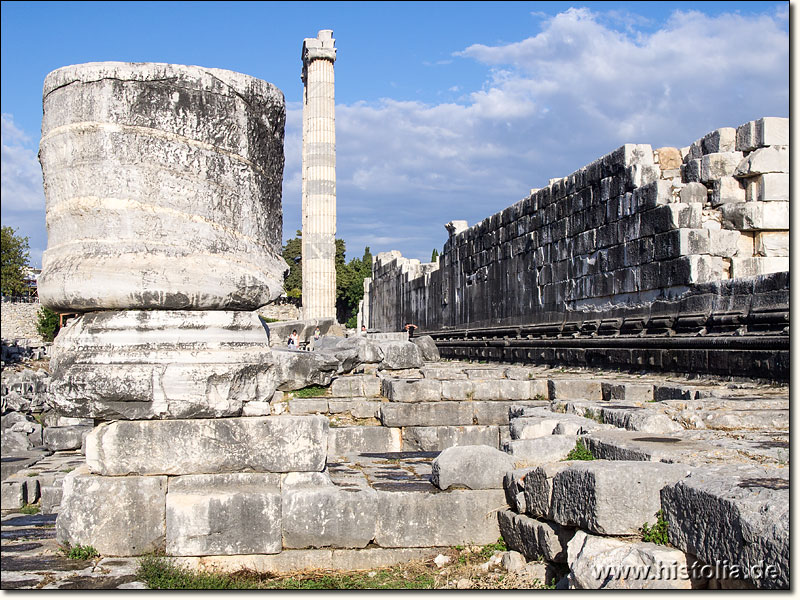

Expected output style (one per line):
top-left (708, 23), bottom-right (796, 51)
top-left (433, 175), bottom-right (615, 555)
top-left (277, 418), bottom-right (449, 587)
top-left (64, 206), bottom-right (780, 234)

top-left (281, 230), bottom-right (303, 299)
top-left (431, 248), bottom-right (439, 263)
top-left (1, 226), bottom-right (31, 297)
top-left (36, 306), bottom-right (60, 342)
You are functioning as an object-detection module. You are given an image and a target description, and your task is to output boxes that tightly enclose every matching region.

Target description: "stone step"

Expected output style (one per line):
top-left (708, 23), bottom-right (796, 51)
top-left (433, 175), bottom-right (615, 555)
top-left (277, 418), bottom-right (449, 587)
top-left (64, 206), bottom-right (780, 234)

top-left (328, 426), bottom-right (402, 456)
top-left (498, 509), bottom-right (575, 563)
top-left (402, 425), bottom-right (501, 451)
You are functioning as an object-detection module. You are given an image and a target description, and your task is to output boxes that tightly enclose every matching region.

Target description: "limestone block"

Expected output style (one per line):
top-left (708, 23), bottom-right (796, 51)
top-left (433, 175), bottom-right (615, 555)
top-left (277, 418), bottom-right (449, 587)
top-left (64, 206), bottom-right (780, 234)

top-left (48, 310), bottom-right (277, 420)
top-left (548, 461), bottom-right (689, 535)
top-left (402, 425), bottom-right (500, 451)
top-left (41, 484), bottom-right (63, 514)
top-left (327, 399), bottom-right (381, 418)
top-left (736, 117), bottom-right (789, 151)
top-left (330, 374), bottom-right (381, 397)
top-left (601, 407), bottom-right (683, 434)
top-left (473, 400), bottom-right (547, 425)
top-left (653, 229), bottom-right (710, 260)
top-left (379, 341), bottom-right (424, 370)
top-left (746, 173), bottom-right (789, 202)
top-left (710, 176), bottom-right (745, 206)
top-left (601, 382), bottom-right (653, 403)
top-left (242, 401), bottom-right (271, 416)
top-left (641, 203), bottom-right (702, 235)
top-left (679, 182), bottom-right (707, 204)
top-left (498, 510), bottom-right (575, 563)
top-left (57, 466), bottom-right (167, 556)
top-left (374, 488), bottom-right (505, 547)
top-left (699, 152), bottom-right (743, 183)
top-left (707, 230), bottom-right (741, 257)
top-left (431, 445), bottom-right (515, 490)
top-left (282, 486), bottom-right (377, 549)
top-left (1, 479), bottom-right (27, 509)
top-left (411, 336), bottom-right (440, 361)
top-left (503, 468), bottom-right (534, 513)
top-left (272, 349), bottom-right (339, 391)
top-left (288, 397), bottom-right (328, 415)
top-left (632, 180), bottom-right (672, 211)
top-left (501, 550), bottom-right (527, 573)
top-left (682, 158), bottom-right (702, 182)
top-left (567, 530), bottom-right (693, 589)
top-left (547, 379), bottom-right (602, 401)
top-left (383, 379), bottom-right (442, 402)
top-left (661, 464), bottom-right (788, 589)
top-left (43, 425), bottom-right (92, 451)
top-left (523, 462), bottom-right (573, 519)
top-left (735, 146), bottom-right (789, 177)
top-left (86, 416), bottom-right (328, 476)
top-left (506, 435), bottom-right (579, 465)
top-left (720, 201), bottom-right (789, 231)
top-left (441, 380), bottom-right (475, 400)
top-left (700, 128), bottom-right (736, 154)
top-left (38, 62), bottom-right (287, 312)
top-left (730, 257), bottom-right (789, 278)
top-left (379, 402), bottom-right (473, 427)
top-left (754, 232), bottom-right (789, 257)
top-left (655, 147), bottom-right (682, 169)
top-left (166, 475), bottom-right (282, 556)
top-left (327, 426), bottom-right (402, 456)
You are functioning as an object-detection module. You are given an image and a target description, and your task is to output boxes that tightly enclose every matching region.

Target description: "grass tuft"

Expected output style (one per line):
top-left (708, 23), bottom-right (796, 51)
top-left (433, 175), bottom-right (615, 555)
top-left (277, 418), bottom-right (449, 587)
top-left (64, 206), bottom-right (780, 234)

top-left (564, 440), bottom-right (595, 461)
top-left (641, 510), bottom-right (670, 545)
top-left (19, 503), bottom-right (40, 515)
top-left (60, 543), bottom-right (99, 560)
top-left (290, 385), bottom-right (329, 398)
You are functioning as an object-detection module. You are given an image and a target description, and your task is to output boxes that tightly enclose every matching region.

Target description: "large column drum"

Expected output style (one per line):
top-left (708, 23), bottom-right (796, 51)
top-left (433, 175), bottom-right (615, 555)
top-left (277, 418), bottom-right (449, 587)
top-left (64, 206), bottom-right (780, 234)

top-left (38, 62), bottom-right (288, 311)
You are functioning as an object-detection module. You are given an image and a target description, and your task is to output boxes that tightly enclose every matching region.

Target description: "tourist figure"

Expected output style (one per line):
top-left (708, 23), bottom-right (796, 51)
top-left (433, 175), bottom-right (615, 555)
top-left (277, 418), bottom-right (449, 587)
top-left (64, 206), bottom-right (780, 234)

top-left (404, 322), bottom-right (418, 339)
top-left (361, 325), bottom-right (367, 335)
top-left (311, 326), bottom-right (322, 350)
top-left (288, 329), bottom-right (299, 348)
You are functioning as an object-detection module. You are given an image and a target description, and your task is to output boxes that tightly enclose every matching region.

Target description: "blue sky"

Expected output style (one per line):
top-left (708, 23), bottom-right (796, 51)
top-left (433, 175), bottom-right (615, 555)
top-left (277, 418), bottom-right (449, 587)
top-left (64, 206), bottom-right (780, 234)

top-left (1, 1), bottom-right (790, 268)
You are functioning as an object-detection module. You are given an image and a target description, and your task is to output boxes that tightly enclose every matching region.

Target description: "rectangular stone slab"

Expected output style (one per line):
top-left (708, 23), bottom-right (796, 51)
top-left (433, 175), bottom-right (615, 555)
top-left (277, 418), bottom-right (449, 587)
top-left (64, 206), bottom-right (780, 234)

top-left (86, 416), bottom-right (328, 475)
top-left (56, 466), bottom-right (167, 556)
top-left (374, 489), bottom-right (505, 547)
top-left (660, 464), bottom-right (788, 589)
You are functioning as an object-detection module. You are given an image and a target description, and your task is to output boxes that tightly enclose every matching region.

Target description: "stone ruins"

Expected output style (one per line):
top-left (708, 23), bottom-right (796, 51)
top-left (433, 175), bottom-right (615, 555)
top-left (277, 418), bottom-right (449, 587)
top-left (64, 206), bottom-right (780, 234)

top-left (0, 43), bottom-right (789, 590)
top-left (301, 30), bottom-right (338, 320)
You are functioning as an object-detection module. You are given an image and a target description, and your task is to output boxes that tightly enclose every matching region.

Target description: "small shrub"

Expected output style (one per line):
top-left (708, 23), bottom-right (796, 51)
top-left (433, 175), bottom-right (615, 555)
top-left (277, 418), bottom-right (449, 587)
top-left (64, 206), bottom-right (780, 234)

top-left (532, 394), bottom-right (548, 402)
top-left (641, 510), bottom-right (670, 545)
top-left (291, 385), bottom-right (329, 398)
top-left (564, 440), bottom-right (595, 461)
top-left (61, 543), bottom-right (99, 560)
top-left (36, 306), bottom-right (60, 342)
top-left (345, 315), bottom-right (358, 329)
top-left (258, 315), bottom-right (280, 324)
top-left (19, 503), bottom-right (40, 515)
top-left (478, 538), bottom-right (507, 559)
top-left (25, 472), bottom-right (39, 477)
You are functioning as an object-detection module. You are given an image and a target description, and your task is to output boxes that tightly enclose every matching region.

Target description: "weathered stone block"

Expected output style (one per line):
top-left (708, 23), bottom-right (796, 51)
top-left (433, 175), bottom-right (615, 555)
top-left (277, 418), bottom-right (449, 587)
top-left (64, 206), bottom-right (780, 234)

top-left (503, 468), bottom-right (534, 513)
top-left (57, 466), bottom-right (167, 556)
top-left (745, 173), bottom-right (789, 202)
top-left (86, 416), bottom-right (328, 476)
top-left (327, 398), bottom-right (381, 418)
top-left (661, 465), bottom-right (788, 589)
top-left (374, 489), bottom-right (505, 547)
top-left (498, 510), bottom-right (575, 563)
top-left (379, 402), bottom-right (472, 427)
top-left (655, 147), bottom-right (682, 169)
top-left (548, 461), bottom-right (689, 535)
top-left (707, 230), bottom-right (741, 258)
top-left (383, 379), bottom-right (442, 402)
top-left (653, 229), bottom-right (710, 260)
top-left (38, 62), bottom-right (287, 312)
top-left (43, 425), bottom-right (91, 451)
top-left (330, 374), bottom-right (381, 398)
top-left (567, 531), bottom-right (693, 589)
top-left (411, 336), bottom-right (440, 361)
top-left (710, 176), bottom-right (745, 205)
top-left (735, 146), bottom-right (789, 177)
top-left (440, 380), bottom-right (475, 400)
top-left (641, 203), bottom-right (702, 235)
top-left (402, 425), bottom-right (500, 451)
top-left (282, 486), bottom-right (377, 549)
top-left (699, 152), bottom-right (743, 182)
top-left (754, 232), bottom-right (789, 257)
top-left (288, 397), bottom-right (328, 414)
top-left (431, 445), bottom-right (515, 490)
top-left (473, 400), bottom-right (547, 425)
top-left (328, 426), bottom-right (402, 456)
top-left (730, 257), bottom-right (789, 278)
top-left (166, 476), bottom-right (281, 556)
top-left (679, 182), bottom-right (708, 204)
top-left (700, 128), bottom-right (736, 154)
top-left (601, 407), bottom-right (683, 434)
top-left (601, 382), bottom-right (653, 403)
top-left (41, 484), bottom-right (63, 514)
top-left (506, 435), bottom-right (579, 464)
top-left (720, 201), bottom-right (789, 231)
top-left (379, 342), bottom-right (424, 370)
top-left (547, 379), bottom-right (602, 401)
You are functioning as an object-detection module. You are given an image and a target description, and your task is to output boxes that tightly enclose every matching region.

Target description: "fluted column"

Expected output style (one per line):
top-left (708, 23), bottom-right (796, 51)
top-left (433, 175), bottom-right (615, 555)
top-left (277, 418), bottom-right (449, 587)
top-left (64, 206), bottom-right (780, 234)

top-left (301, 30), bottom-right (337, 320)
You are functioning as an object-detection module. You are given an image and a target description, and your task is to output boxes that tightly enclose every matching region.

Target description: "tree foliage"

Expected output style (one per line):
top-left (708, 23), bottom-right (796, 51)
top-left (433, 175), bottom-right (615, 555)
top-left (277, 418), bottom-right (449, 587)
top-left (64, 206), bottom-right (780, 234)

top-left (281, 232), bottom-right (372, 325)
top-left (36, 306), bottom-right (60, 342)
top-left (431, 248), bottom-right (439, 263)
top-left (1, 226), bottom-right (31, 297)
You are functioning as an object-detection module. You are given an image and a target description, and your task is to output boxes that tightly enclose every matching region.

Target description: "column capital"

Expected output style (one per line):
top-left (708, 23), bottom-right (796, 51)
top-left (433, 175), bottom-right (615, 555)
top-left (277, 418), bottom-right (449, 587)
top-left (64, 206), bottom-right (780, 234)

top-left (302, 30), bottom-right (337, 66)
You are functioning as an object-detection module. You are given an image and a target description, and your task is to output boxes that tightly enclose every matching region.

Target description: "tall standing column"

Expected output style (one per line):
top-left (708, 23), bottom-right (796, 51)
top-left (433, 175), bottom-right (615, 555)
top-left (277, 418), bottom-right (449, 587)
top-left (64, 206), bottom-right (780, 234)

top-left (301, 30), bottom-right (337, 320)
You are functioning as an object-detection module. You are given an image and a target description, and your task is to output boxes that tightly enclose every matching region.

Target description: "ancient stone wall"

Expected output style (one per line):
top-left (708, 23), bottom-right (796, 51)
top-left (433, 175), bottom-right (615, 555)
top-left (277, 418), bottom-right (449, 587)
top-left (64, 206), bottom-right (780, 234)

top-left (367, 117), bottom-right (789, 341)
top-left (0, 301), bottom-right (43, 343)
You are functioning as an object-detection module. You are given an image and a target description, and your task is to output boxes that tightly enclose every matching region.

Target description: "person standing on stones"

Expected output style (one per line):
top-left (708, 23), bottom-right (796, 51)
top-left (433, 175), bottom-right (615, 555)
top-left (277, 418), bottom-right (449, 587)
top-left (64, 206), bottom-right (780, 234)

top-left (311, 326), bottom-right (322, 350)
top-left (288, 329), bottom-right (299, 348)
top-left (404, 322), bottom-right (418, 339)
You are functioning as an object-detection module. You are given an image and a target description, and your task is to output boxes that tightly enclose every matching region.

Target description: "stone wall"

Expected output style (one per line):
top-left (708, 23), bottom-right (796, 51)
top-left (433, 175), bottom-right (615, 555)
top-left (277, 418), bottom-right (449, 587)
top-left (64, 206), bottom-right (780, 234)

top-left (1, 302), bottom-right (43, 343)
top-left (366, 118), bottom-right (789, 334)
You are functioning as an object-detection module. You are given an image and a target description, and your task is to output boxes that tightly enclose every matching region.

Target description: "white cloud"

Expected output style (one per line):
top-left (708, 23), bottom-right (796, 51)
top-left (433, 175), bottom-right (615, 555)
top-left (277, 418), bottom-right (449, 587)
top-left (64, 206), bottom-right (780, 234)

top-left (1, 114), bottom-right (45, 213)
